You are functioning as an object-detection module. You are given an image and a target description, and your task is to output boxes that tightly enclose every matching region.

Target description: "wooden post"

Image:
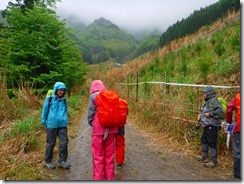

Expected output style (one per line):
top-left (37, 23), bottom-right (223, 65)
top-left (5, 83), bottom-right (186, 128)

top-left (127, 75), bottom-right (130, 99)
top-left (136, 72), bottom-right (139, 102)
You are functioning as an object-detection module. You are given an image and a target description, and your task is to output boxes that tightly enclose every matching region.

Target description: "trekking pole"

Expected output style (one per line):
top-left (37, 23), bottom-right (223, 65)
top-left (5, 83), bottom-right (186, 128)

top-left (103, 128), bottom-right (109, 140)
top-left (226, 122), bottom-right (235, 149)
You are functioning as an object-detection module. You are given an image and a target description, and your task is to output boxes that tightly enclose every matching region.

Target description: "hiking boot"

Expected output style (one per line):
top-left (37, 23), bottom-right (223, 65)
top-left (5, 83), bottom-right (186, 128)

top-left (45, 162), bottom-right (56, 169)
top-left (234, 175), bottom-right (240, 180)
top-left (117, 164), bottom-right (123, 169)
top-left (58, 161), bottom-right (71, 169)
top-left (195, 155), bottom-right (209, 163)
top-left (204, 161), bottom-right (216, 168)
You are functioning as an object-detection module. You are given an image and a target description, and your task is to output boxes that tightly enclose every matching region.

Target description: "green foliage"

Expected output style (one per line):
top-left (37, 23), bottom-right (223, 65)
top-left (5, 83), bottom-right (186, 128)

top-left (2, 113), bottom-right (40, 142)
top-left (0, 2), bottom-right (86, 91)
top-left (194, 42), bottom-right (203, 55)
top-left (154, 56), bottom-right (160, 65)
top-left (213, 56), bottom-right (238, 76)
top-left (76, 17), bottom-right (138, 63)
top-left (6, 162), bottom-right (42, 180)
top-left (139, 20), bottom-right (240, 86)
top-left (9, 116), bottom-right (35, 137)
top-left (67, 95), bottom-right (81, 109)
top-left (180, 60), bottom-right (188, 77)
top-left (214, 43), bottom-right (226, 57)
top-left (142, 82), bottom-right (151, 100)
top-left (198, 57), bottom-right (211, 83)
top-left (159, 0), bottom-right (240, 47)
top-left (135, 36), bottom-right (159, 57)
top-left (97, 50), bottom-right (110, 62)
top-left (23, 135), bottom-right (41, 153)
top-left (58, 61), bottom-right (86, 94)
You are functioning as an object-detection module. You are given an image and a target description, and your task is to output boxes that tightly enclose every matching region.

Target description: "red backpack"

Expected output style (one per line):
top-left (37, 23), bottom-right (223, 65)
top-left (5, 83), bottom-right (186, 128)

top-left (118, 98), bottom-right (128, 127)
top-left (96, 90), bottom-right (121, 128)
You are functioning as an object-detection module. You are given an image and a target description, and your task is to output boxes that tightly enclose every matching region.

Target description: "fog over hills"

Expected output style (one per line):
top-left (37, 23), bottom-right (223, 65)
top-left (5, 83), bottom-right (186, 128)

top-left (0, 0), bottom-right (221, 37)
top-left (55, 0), bottom-right (219, 35)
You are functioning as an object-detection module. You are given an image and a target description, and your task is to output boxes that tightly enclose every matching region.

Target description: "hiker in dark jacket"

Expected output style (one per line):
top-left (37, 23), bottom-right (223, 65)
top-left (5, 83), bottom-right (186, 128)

top-left (196, 86), bottom-right (224, 168)
top-left (41, 82), bottom-right (71, 169)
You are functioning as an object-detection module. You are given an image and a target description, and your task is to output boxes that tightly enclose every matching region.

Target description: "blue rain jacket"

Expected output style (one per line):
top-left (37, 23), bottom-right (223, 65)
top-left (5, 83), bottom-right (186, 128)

top-left (41, 82), bottom-right (68, 128)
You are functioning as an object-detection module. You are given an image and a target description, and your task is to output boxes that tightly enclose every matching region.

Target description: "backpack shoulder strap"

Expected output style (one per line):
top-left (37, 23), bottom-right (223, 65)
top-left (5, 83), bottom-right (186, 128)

top-left (48, 96), bottom-right (53, 113)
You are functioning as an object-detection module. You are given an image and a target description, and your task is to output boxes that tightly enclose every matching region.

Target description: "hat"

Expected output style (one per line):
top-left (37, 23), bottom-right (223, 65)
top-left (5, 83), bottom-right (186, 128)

top-left (201, 86), bottom-right (215, 94)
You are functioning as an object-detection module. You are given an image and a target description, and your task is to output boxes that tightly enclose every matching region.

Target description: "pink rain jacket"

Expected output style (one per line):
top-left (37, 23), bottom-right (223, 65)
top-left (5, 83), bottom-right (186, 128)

top-left (87, 80), bottom-right (118, 135)
top-left (87, 80), bottom-right (118, 180)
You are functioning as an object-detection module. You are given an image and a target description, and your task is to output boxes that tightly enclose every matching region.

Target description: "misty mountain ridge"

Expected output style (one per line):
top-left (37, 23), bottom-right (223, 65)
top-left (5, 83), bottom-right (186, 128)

top-left (63, 16), bottom-right (160, 63)
top-left (62, 14), bottom-right (161, 41)
top-left (71, 17), bottom-right (139, 63)
top-left (61, 14), bottom-right (87, 35)
top-left (93, 17), bottom-right (119, 30)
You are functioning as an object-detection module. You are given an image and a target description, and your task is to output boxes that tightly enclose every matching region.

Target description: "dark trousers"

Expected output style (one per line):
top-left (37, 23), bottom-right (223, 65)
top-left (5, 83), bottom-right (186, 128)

top-left (200, 125), bottom-right (219, 164)
top-left (45, 127), bottom-right (69, 163)
top-left (201, 125), bottom-right (219, 148)
top-left (233, 132), bottom-right (240, 179)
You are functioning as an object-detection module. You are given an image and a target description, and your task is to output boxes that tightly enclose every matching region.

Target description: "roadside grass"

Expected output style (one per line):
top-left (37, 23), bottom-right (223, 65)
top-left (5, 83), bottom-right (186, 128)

top-left (0, 92), bottom-right (87, 180)
top-left (128, 103), bottom-right (233, 172)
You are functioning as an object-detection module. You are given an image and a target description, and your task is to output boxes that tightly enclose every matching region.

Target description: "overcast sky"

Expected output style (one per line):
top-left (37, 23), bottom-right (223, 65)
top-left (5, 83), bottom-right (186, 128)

top-left (55, 0), bottom-right (219, 32)
top-left (0, 0), bottom-right (241, 32)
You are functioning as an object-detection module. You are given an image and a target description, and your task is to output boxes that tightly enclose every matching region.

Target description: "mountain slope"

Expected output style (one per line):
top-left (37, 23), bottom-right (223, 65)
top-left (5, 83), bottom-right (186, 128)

top-left (76, 17), bottom-right (138, 64)
top-left (87, 10), bottom-right (240, 90)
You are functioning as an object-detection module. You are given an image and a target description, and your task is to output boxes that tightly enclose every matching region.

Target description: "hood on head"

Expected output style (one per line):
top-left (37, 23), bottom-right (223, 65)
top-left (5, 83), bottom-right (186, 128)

top-left (89, 80), bottom-right (106, 94)
top-left (201, 86), bottom-right (216, 99)
top-left (53, 82), bottom-right (67, 95)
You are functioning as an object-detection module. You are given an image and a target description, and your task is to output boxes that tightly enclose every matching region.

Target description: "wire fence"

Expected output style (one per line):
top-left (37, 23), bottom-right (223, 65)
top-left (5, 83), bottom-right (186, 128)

top-left (115, 79), bottom-right (239, 125)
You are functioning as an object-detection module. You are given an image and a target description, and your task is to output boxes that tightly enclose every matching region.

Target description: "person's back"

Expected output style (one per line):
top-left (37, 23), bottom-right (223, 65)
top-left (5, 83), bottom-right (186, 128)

top-left (87, 83), bottom-right (118, 135)
top-left (87, 80), bottom-right (118, 180)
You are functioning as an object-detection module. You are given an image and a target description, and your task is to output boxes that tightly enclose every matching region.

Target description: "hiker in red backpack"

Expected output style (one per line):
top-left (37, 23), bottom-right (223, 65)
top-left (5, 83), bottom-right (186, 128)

top-left (87, 80), bottom-right (118, 180)
top-left (115, 98), bottom-right (128, 168)
top-left (226, 87), bottom-right (240, 179)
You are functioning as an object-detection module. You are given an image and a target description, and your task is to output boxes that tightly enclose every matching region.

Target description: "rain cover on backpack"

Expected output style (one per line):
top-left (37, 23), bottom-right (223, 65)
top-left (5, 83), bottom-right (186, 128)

top-left (209, 97), bottom-right (227, 120)
top-left (96, 90), bottom-right (121, 128)
top-left (118, 98), bottom-right (128, 127)
top-left (217, 97), bottom-right (227, 120)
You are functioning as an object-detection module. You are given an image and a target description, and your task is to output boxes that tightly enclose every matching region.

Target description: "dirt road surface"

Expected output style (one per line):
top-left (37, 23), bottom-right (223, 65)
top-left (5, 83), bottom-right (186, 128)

top-left (55, 114), bottom-right (234, 181)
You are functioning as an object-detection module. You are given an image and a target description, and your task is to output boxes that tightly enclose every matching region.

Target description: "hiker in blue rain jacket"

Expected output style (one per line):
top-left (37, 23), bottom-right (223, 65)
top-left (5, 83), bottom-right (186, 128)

top-left (41, 81), bottom-right (71, 169)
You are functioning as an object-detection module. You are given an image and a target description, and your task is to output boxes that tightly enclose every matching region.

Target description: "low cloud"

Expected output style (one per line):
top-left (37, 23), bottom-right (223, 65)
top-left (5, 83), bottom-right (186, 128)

top-left (56, 0), bottom-right (219, 32)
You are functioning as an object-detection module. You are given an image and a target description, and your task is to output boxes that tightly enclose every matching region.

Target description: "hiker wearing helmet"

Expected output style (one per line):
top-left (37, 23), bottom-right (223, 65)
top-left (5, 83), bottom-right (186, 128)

top-left (87, 80), bottom-right (118, 180)
top-left (196, 86), bottom-right (224, 168)
top-left (41, 82), bottom-right (71, 169)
